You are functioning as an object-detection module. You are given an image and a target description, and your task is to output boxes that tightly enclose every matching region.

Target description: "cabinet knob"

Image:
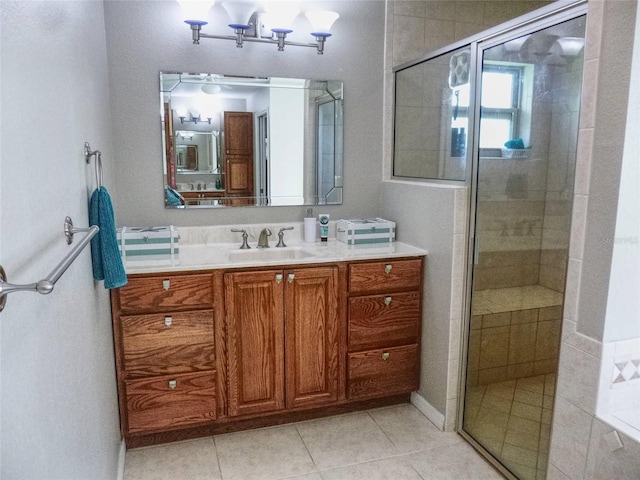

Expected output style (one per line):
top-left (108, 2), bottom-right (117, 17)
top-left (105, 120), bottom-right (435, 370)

top-left (168, 380), bottom-right (177, 389)
top-left (382, 352), bottom-right (390, 361)
top-left (288, 273), bottom-right (295, 283)
top-left (384, 264), bottom-right (392, 274)
top-left (275, 274), bottom-right (283, 284)
top-left (162, 279), bottom-right (171, 290)
top-left (384, 296), bottom-right (392, 306)
top-left (164, 316), bottom-right (173, 327)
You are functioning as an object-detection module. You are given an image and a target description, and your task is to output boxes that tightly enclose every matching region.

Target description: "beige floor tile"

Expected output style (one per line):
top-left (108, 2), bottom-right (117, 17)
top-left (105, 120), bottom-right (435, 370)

top-left (482, 393), bottom-right (514, 413)
top-left (514, 388), bottom-right (544, 407)
top-left (369, 404), bottom-right (463, 454)
top-left (501, 443), bottom-right (538, 469)
top-left (516, 375), bottom-right (546, 394)
top-left (124, 438), bottom-right (220, 480)
top-left (215, 425), bottom-right (317, 480)
top-left (408, 442), bottom-right (504, 479)
top-left (319, 456), bottom-right (422, 480)
top-left (296, 412), bottom-right (397, 470)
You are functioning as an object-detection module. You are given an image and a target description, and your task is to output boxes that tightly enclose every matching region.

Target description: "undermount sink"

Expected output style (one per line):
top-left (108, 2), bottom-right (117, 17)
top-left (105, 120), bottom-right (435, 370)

top-left (228, 247), bottom-right (316, 262)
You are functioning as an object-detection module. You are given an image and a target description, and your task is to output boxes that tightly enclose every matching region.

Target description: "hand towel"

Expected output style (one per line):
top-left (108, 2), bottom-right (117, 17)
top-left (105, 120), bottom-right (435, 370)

top-left (89, 187), bottom-right (127, 289)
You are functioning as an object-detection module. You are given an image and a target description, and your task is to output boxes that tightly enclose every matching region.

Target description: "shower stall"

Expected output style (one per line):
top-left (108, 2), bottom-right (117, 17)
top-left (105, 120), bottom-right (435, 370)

top-left (393, 2), bottom-right (588, 479)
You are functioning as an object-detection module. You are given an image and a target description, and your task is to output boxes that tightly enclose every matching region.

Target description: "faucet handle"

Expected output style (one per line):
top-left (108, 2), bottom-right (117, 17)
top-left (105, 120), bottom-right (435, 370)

top-left (276, 226), bottom-right (294, 248)
top-left (230, 228), bottom-right (251, 249)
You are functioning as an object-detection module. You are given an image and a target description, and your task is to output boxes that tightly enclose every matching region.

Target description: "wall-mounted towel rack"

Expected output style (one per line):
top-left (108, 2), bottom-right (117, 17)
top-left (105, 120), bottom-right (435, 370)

top-left (0, 217), bottom-right (99, 313)
top-left (84, 141), bottom-right (103, 189)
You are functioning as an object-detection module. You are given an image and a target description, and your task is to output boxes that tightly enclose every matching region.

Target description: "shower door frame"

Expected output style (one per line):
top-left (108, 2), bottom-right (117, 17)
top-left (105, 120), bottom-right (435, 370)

top-left (456, 2), bottom-right (588, 479)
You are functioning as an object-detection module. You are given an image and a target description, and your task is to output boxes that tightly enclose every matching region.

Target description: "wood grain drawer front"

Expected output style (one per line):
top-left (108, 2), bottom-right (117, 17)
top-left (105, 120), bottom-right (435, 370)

top-left (348, 292), bottom-right (420, 351)
top-left (121, 310), bottom-right (215, 378)
top-left (349, 259), bottom-right (422, 294)
top-left (118, 274), bottom-right (213, 314)
top-left (125, 372), bottom-right (217, 433)
top-left (347, 344), bottom-right (419, 400)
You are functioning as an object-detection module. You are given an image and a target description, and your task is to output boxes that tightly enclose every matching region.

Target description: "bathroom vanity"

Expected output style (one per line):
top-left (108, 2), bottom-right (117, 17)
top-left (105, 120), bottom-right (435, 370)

top-left (110, 236), bottom-right (425, 447)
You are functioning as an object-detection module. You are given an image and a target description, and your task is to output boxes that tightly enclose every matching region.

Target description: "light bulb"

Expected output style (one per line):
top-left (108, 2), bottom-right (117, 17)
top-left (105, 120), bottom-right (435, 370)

top-left (221, 0), bottom-right (257, 29)
top-left (177, 0), bottom-right (215, 24)
top-left (305, 10), bottom-right (339, 36)
top-left (266, 3), bottom-right (299, 33)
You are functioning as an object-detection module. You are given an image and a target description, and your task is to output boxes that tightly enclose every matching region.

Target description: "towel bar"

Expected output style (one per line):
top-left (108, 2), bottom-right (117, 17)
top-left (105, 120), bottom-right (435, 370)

top-left (0, 217), bottom-right (99, 313)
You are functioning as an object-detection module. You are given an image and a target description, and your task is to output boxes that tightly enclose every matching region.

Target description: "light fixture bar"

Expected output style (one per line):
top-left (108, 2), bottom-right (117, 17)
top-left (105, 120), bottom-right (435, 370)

top-left (183, 9), bottom-right (337, 55)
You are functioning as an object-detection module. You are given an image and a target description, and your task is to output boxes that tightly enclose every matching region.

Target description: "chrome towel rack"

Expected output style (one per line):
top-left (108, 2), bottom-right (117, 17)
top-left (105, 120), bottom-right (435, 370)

top-left (0, 216), bottom-right (99, 313)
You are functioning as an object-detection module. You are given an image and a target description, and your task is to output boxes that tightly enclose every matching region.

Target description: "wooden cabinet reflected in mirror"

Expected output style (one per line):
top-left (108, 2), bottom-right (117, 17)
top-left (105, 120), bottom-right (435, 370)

top-left (160, 72), bottom-right (344, 208)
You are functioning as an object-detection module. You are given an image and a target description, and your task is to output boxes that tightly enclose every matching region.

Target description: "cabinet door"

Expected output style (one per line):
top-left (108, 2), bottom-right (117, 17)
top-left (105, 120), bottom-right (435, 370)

top-left (285, 267), bottom-right (339, 409)
top-left (224, 111), bottom-right (254, 198)
top-left (225, 270), bottom-right (285, 417)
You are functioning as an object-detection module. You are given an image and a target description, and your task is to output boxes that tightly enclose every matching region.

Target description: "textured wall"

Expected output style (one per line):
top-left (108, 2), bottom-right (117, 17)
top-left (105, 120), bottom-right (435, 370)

top-left (104, 0), bottom-right (385, 227)
top-left (0, 1), bottom-right (122, 478)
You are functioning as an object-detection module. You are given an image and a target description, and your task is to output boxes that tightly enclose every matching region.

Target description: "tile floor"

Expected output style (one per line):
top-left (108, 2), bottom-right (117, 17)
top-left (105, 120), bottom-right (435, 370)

top-left (464, 374), bottom-right (556, 480)
top-left (124, 404), bottom-right (505, 480)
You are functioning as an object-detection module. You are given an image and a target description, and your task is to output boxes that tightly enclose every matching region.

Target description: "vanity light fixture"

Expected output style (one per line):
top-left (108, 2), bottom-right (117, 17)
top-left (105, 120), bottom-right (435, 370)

top-left (178, 112), bottom-right (212, 125)
top-left (177, 0), bottom-right (339, 55)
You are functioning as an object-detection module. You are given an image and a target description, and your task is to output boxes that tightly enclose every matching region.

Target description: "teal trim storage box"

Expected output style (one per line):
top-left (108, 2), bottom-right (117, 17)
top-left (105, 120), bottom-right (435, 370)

top-left (336, 218), bottom-right (396, 245)
top-left (117, 226), bottom-right (179, 262)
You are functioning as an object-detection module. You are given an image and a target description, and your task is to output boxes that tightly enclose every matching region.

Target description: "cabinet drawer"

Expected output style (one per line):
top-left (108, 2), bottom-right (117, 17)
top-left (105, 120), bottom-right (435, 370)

top-left (121, 310), bottom-right (215, 378)
top-left (349, 259), bottom-right (422, 294)
top-left (348, 292), bottom-right (420, 351)
top-left (125, 372), bottom-right (217, 433)
top-left (118, 274), bottom-right (213, 314)
top-left (347, 344), bottom-right (419, 400)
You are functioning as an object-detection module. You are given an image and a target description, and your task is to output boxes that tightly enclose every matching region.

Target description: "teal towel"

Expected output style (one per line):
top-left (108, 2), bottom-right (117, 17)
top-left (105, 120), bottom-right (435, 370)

top-left (504, 138), bottom-right (525, 149)
top-left (89, 187), bottom-right (127, 289)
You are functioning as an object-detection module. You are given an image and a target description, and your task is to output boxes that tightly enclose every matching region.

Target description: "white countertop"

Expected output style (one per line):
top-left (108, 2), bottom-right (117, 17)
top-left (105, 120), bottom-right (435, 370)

top-left (122, 239), bottom-right (427, 275)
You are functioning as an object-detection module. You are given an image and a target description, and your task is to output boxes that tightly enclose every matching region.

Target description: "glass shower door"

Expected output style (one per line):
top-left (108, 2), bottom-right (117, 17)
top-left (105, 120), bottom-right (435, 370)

top-left (462, 15), bottom-right (586, 480)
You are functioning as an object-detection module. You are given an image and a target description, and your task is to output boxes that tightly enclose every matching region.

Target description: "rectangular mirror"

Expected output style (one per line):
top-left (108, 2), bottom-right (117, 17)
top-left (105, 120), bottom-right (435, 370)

top-left (161, 72), bottom-right (343, 208)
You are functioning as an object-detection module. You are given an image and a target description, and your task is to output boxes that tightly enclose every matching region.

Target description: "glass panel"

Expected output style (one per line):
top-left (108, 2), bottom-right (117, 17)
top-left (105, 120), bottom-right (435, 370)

top-left (463, 14), bottom-right (586, 480)
top-left (393, 45), bottom-right (472, 181)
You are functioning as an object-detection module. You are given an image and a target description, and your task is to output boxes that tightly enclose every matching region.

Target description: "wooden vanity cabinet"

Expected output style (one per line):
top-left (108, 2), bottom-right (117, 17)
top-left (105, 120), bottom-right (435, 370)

top-left (111, 273), bottom-right (220, 437)
top-left (224, 266), bottom-right (339, 417)
top-left (347, 259), bottom-right (423, 400)
top-left (111, 256), bottom-right (423, 446)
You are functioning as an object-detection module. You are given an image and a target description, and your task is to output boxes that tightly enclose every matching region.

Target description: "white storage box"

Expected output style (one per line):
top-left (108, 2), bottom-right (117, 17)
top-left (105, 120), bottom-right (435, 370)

top-left (117, 226), bottom-right (179, 261)
top-left (336, 218), bottom-right (396, 245)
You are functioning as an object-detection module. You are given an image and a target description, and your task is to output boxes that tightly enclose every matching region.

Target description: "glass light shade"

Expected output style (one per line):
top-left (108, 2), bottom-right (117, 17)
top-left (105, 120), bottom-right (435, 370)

top-left (201, 84), bottom-right (222, 94)
top-left (266, 3), bottom-right (299, 33)
top-left (305, 10), bottom-right (339, 36)
top-left (221, 1), bottom-right (257, 29)
top-left (555, 37), bottom-right (585, 57)
top-left (178, 0), bottom-right (215, 24)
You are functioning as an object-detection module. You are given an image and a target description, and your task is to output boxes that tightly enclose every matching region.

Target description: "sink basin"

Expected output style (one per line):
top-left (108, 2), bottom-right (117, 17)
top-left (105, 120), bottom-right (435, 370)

top-left (228, 247), bottom-right (316, 263)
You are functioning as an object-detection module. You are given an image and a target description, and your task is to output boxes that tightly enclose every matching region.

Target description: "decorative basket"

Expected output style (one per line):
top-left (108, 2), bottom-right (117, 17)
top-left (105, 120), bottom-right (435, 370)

top-left (501, 148), bottom-right (531, 159)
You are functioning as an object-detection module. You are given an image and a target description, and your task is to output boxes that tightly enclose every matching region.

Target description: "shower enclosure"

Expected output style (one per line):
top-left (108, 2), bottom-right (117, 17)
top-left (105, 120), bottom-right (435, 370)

top-left (393, 3), bottom-right (587, 479)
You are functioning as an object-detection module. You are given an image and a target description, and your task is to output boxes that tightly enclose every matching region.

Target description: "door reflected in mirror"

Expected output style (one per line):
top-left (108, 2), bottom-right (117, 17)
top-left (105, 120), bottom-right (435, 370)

top-left (161, 72), bottom-right (344, 208)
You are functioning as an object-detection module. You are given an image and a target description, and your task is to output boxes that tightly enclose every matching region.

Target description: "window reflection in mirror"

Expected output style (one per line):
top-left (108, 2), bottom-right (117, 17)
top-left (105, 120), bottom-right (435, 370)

top-left (160, 72), bottom-right (343, 208)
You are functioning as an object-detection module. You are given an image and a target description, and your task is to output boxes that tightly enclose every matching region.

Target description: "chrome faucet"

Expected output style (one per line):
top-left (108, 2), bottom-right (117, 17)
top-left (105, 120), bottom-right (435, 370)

top-left (257, 228), bottom-right (272, 248)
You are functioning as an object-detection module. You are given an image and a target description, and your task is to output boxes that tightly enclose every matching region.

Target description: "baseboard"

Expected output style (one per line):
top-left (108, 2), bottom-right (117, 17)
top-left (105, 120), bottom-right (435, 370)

top-left (117, 439), bottom-right (126, 480)
top-left (411, 392), bottom-right (445, 430)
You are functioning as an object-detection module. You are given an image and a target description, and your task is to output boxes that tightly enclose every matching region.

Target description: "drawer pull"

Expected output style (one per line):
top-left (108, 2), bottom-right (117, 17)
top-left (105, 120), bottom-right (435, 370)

top-left (288, 273), bottom-right (295, 283)
top-left (162, 279), bottom-right (171, 290)
top-left (384, 296), bottom-right (392, 306)
top-left (382, 352), bottom-right (390, 361)
top-left (168, 380), bottom-right (177, 389)
top-left (275, 274), bottom-right (283, 284)
top-left (164, 316), bottom-right (173, 327)
top-left (384, 264), bottom-right (392, 274)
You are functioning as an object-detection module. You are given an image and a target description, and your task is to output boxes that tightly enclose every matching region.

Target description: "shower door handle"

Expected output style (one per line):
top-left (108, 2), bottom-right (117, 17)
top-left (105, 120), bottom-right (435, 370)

top-left (474, 236), bottom-right (479, 265)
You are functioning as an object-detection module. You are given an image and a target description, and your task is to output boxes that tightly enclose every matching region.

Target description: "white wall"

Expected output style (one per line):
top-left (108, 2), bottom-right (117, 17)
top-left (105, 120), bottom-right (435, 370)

top-left (0, 1), bottom-right (122, 478)
top-left (103, 0), bottom-right (385, 227)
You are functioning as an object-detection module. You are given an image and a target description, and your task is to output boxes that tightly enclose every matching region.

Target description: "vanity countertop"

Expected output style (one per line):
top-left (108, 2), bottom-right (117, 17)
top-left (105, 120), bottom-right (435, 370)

top-left (122, 239), bottom-right (427, 275)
